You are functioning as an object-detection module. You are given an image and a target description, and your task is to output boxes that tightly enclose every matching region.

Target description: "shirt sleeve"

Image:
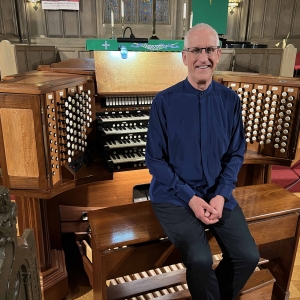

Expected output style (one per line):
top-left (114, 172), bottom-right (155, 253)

top-left (214, 95), bottom-right (246, 200)
top-left (145, 95), bottom-right (195, 203)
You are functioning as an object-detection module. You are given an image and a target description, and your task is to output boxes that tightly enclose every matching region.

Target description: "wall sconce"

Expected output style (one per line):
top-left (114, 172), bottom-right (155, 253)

top-left (228, 2), bottom-right (239, 15)
top-left (28, 0), bottom-right (41, 11)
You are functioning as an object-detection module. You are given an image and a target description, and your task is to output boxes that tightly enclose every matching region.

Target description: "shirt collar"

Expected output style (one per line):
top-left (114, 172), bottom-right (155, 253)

top-left (183, 78), bottom-right (213, 97)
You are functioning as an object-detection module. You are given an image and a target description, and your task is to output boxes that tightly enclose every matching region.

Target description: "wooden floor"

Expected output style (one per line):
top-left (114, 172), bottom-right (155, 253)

top-left (66, 193), bottom-right (300, 300)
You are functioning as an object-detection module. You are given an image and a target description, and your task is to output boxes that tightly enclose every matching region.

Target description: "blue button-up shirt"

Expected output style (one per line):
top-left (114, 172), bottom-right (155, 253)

top-left (145, 78), bottom-right (245, 210)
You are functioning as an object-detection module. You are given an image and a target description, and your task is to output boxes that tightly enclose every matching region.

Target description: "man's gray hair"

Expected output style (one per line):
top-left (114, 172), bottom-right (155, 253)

top-left (184, 23), bottom-right (219, 48)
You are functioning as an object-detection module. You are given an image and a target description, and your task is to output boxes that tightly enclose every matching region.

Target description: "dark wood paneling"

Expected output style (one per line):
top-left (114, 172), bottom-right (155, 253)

top-left (248, 0), bottom-right (266, 39)
top-left (42, 49), bottom-right (57, 65)
top-left (1, 0), bottom-right (18, 36)
top-left (250, 53), bottom-right (265, 73)
top-left (78, 50), bottom-right (94, 59)
top-left (266, 52), bottom-right (282, 75)
top-left (291, 0), bottom-right (300, 37)
top-left (28, 50), bottom-right (43, 71)
top-left (262, 0), bottom-right (279, 39)
top-left (63, 11), bottom-right (79, 37)
top-left (45, 10), bottom-right (63, 37)
top-left (276, 0), bottom-right (294, 38)
top-left (80, 0), bottom-right (97, 38)
top-left (235, 53), bottom-right (251, 72)
top-left (15, 49), bottom-right (28, 73)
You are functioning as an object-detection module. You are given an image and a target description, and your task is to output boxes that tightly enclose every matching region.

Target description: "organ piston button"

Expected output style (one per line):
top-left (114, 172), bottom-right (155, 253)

top-left (288, 96), bottom-right (294, 101)
top-left (282, 136), bottom-right (287, 140)
top-left (282, 92), bottom-right (287, 97)
top-left (284, 123), bottom-right (290, 128)
top-left (281, 142), bottom-right (287, 147)
top-left (287, 103), bottom-right (293, 108)
top-left (275, 137), bottom-right (280, 143)
top-left (281, 99), bottom-right (286, 104)
top-left (280, 148), bottom-right (286, 153)
top-left (274, 144), bottom-right (279, 148)
top-left (252, 89), bottom-right (257, 93)
top-left (286, 110), bottom-right (292, 114)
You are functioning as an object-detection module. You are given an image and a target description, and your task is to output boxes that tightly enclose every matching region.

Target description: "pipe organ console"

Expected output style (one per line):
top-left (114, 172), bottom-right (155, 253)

top-left (0, 73), bottom-right (98, 191)
top-left (0, 55), bottom-right (299, 300)
top-left (96, 94), bottom-right (154, 171)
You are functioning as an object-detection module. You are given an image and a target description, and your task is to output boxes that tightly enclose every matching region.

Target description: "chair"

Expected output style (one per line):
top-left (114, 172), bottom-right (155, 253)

top-left (294, 51), bottom-right (300, 76)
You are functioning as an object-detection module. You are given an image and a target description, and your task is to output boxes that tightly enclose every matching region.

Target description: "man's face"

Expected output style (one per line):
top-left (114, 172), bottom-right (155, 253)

top-left (182, 28), bottom-right (221, 90)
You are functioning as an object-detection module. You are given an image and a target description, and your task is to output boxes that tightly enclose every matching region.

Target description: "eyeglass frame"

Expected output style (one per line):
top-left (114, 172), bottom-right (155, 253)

top-left (182, 46), bottom-right (221, 56)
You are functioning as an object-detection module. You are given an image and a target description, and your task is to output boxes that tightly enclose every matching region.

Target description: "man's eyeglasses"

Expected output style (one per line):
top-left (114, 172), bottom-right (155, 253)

top-left (183, 46), bottom-right (220, 56)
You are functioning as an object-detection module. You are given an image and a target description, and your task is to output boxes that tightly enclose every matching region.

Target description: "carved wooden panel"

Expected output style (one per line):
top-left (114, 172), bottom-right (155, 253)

top-left (235, 53), bottom-right (251, 73)
top-left (79, 50), bottom-right (94, 59)
top-left (292, 1), bottom-right (300, 37)
top-left (63, 11), bottom-right (80, 38)
top-left (15, 49), bottom-right (28, 73)
top-left (217, 50), bottom-right (234, 71)
top-left (80, 0), bottom-right (97, 38)
top-left (45, 10), bottom-right (63, 37)
top-left (262, 0), bottom-right (279, 39)
top-left (250, 53), bottom-right (264, 73)
top-left (41, 49), bottom-right (57, 65)
top-left (248, 0), bottom-right (265, 39)
top-left (0, 0), bottom-right (18, 36)
top-left (276, 0), bottom-right (294, 38)
top-left (266, 52), bottom-right (282, 76)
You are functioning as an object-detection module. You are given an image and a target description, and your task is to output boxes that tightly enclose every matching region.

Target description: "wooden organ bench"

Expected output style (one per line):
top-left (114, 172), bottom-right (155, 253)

top-left (85, 183), bottom-right (300, 300)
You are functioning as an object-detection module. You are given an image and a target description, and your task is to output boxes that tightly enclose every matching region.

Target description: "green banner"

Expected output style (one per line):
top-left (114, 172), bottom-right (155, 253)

top-left (192, 0), bottom-right (228, 34)
top-left (86, 39), bottom-right (184, 52)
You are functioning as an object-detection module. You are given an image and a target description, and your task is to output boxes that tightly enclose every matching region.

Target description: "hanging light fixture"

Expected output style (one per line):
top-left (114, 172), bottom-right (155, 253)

top-left (228, 2), bottom-right (239, 15)
top-left (28, 0), bottom-right (41, 11)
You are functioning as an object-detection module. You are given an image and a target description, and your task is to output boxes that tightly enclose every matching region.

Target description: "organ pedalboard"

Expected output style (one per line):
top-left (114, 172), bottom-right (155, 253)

top-left (96, 94), bottom-right (154, 171)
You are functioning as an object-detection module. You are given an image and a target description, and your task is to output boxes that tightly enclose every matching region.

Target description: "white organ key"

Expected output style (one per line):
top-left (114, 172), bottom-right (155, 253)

top-left (103, 126), bottom-right (148, 135)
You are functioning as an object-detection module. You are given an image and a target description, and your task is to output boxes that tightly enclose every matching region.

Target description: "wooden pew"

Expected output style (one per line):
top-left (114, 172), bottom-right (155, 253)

top-left (87, 183), bottom-right (300, 300)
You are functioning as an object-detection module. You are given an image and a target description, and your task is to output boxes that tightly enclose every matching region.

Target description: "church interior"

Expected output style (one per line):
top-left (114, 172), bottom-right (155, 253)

top-left (0, 0), bottom-right (300, 299)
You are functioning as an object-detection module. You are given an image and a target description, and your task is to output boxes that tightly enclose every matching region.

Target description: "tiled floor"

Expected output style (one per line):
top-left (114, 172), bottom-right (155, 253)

top-left (66, 193), bottom-right (300, 300)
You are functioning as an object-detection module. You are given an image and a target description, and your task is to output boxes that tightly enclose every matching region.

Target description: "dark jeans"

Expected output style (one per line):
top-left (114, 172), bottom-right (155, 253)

top-left (151, 202), bottom-right (259, 300)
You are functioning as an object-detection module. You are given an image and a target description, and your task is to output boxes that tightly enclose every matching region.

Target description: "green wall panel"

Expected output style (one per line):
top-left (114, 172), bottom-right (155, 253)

top-left (192, 0), bottom-right (228, 34)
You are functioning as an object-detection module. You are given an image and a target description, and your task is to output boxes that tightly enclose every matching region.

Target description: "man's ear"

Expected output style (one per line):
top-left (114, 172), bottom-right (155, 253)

top-left (182, 51), bottom-right (188, 66)
top-left (216, 48), bottom-right (221, 64)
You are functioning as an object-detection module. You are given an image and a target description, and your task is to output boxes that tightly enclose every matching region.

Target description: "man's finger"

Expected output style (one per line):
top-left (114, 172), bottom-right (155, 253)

top-left (203, 204), bottom-right (218, 214)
